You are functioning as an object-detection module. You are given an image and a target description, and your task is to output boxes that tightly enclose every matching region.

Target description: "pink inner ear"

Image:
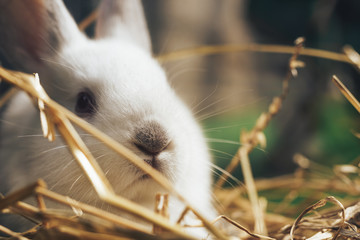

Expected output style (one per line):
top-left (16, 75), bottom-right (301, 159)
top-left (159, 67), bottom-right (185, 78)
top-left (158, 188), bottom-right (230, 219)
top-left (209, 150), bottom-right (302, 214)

top-left (8, 0), bottom-right (47, 62)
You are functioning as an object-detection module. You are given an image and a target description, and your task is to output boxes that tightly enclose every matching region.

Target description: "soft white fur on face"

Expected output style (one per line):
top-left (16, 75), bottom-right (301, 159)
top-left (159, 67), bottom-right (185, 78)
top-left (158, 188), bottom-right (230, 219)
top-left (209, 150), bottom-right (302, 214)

top-left (1, 37), bottom-right (214, 221)
top-left (0, 0), bottom-right (215, 237)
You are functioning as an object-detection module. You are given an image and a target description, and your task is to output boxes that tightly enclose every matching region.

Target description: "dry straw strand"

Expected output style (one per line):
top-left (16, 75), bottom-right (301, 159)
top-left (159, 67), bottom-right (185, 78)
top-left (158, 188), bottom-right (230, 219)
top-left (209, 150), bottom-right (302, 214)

top-left (332, 75), bottom-right (360, 114)
top-left (44, 225), bottom-right (135, 240)
top-left (0, 182), bottom-right (153, 235)
top-left (343, 45), bottom-right (360, 72)
top-left (78, 9), bottom-right (99, 31)
top-left (153, 194), bottom-right (170, 234)
top-left (156, 43), bottom-right (350, 64)
top-left (0, 225), bottom-right (30, 240)
top-left (211, 215), bottom-right (276, 240)
top-left (35, 186), bottom-right (152, 234)
top-left (33, 73), bottom-right (56, 142)
top-left (0, 181), bottom-right (45, 212)
top-left (0, 86), bottom-right (18, 109)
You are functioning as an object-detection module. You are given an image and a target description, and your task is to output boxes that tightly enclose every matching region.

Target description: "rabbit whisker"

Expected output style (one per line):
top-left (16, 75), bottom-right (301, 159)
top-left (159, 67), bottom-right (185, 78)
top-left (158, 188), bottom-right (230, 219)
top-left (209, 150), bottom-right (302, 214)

top-left (203, 123), bottom-right (249, 132)
top-left (191, 80), bottom-right (219, 112)
top-left (41, 58), bottom-right (79, 74)
top-left (194, 92), bottom-right (238, 118)
top-left (207, 138), bottom-right (241, 146)
top-left (18, 134), bottom-right (60, 138)
top-left (207, 161), bottom-right (242, 188)
top-left (35, 145), bottom-right (69, 156)
top-left (69, 175), bottom-right (83, 192)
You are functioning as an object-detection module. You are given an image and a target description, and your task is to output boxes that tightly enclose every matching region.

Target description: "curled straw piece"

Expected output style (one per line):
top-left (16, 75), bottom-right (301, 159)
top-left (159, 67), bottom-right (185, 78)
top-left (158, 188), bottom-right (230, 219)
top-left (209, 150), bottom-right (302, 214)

top-left (289, 196), bottom-right (345, 240)
top-left (0, 67), bottom-right (228, 239)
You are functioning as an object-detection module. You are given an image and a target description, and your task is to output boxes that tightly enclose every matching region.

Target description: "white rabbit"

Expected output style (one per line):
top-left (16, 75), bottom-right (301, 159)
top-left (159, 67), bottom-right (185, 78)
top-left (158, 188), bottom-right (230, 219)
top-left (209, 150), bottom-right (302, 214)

top-left (0, 0), bottom-right (214, 237)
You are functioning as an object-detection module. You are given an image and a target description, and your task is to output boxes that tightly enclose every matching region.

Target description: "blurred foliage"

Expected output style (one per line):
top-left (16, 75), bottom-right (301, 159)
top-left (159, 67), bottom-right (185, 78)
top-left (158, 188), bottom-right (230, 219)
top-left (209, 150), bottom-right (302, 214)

top-left (316, 98), bottom-right (360, 164)
top-left (202, 105), bottom-right (280, 181)
top-left (204, 95), bottom-right (360, 182)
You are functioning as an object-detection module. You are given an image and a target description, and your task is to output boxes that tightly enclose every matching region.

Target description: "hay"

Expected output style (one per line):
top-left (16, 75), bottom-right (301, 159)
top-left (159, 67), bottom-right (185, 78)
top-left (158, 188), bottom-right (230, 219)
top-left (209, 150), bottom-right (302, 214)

top-left (0, 9), bottom-right (360, 240)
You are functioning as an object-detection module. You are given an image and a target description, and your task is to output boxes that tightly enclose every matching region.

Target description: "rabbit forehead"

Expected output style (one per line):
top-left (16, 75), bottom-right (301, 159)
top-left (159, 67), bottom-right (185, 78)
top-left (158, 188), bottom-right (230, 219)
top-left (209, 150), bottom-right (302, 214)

top-left (59, 40), bottom-right (167, 90)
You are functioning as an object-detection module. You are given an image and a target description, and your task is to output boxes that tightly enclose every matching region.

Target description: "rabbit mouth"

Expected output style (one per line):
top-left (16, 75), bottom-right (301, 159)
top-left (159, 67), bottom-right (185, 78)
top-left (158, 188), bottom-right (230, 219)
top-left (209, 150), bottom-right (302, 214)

top-left (143, 157), bottom-right (159, 170)
top-left (135, 157), bottom-right (170, 181)
top-left (140, 174), bottom-right (151, 180)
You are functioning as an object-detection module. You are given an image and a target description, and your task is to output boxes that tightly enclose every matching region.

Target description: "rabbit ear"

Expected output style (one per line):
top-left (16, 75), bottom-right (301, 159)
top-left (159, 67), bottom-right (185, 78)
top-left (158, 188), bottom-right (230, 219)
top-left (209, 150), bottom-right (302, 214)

top-left (95, 0), bottom-right (151, 52)
top-left (0, 0), bottom-right (83, 71)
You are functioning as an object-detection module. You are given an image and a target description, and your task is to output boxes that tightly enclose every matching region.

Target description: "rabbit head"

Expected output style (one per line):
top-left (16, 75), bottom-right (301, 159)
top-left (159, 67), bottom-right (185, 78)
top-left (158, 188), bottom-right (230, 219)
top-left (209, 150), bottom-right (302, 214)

top-left (0, 0), bottom-right (213, 225)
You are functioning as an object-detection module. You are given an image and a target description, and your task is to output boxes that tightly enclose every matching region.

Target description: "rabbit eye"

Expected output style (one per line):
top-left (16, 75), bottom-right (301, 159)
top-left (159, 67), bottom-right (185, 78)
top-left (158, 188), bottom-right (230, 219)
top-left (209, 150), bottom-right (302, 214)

top-left (75, 90), bottom-right (96, 117)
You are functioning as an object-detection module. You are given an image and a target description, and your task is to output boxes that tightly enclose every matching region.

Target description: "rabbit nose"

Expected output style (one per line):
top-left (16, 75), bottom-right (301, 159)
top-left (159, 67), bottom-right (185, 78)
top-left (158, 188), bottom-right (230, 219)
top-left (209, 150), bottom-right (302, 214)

top-left (134, 121), bottom-right (171, 156)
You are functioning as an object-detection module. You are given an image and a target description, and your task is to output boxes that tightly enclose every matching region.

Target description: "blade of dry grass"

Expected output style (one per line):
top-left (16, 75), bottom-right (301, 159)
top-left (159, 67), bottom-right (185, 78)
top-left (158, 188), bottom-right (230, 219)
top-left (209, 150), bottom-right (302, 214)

top-left (40, 225), bottom-right (143, 240)
top-left (54, 113), bottom-right (115, 197)
top-left (33, 73), bottom-right (56, 141)
top-left (1, 182), bottom-right (181, 237)
top-left (240, 148), bottom-right (266, 235)
top-left (332, 75), bottom-right (360, 114)
top-left (343, 45), bottom-right (360, 72)
top-left (34, 187), bottom-right (152, 234)
top-left (212, 215), bottom-right (276, 240)
top-left (0, 86), bottom-right (18, 109)
top-left (0, 225), bottom-right (30, 240)
top-left (10, 202), bottom-right (158, 240)
top-left (153, 194), bottom-right (169, 235)
top-left (156, 43), bottom-right (350, 64)
top-left (6, 195), bottom-right (147, 238)
top-left (78, 9), bottom-right (99, 31)
top-left (0, 181), bottom-right (45, 211)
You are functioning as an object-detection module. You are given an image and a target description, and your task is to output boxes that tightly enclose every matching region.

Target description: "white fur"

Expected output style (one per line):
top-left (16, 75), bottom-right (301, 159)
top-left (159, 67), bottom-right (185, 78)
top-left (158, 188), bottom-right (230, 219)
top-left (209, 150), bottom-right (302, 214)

top-left (0, 0), bottom-right (214, 237)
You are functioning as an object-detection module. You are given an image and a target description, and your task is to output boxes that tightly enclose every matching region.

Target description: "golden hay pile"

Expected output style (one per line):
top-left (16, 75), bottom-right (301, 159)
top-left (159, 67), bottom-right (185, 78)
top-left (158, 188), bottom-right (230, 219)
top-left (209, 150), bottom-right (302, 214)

top-left (0, 17), bottom-right (359, 240)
